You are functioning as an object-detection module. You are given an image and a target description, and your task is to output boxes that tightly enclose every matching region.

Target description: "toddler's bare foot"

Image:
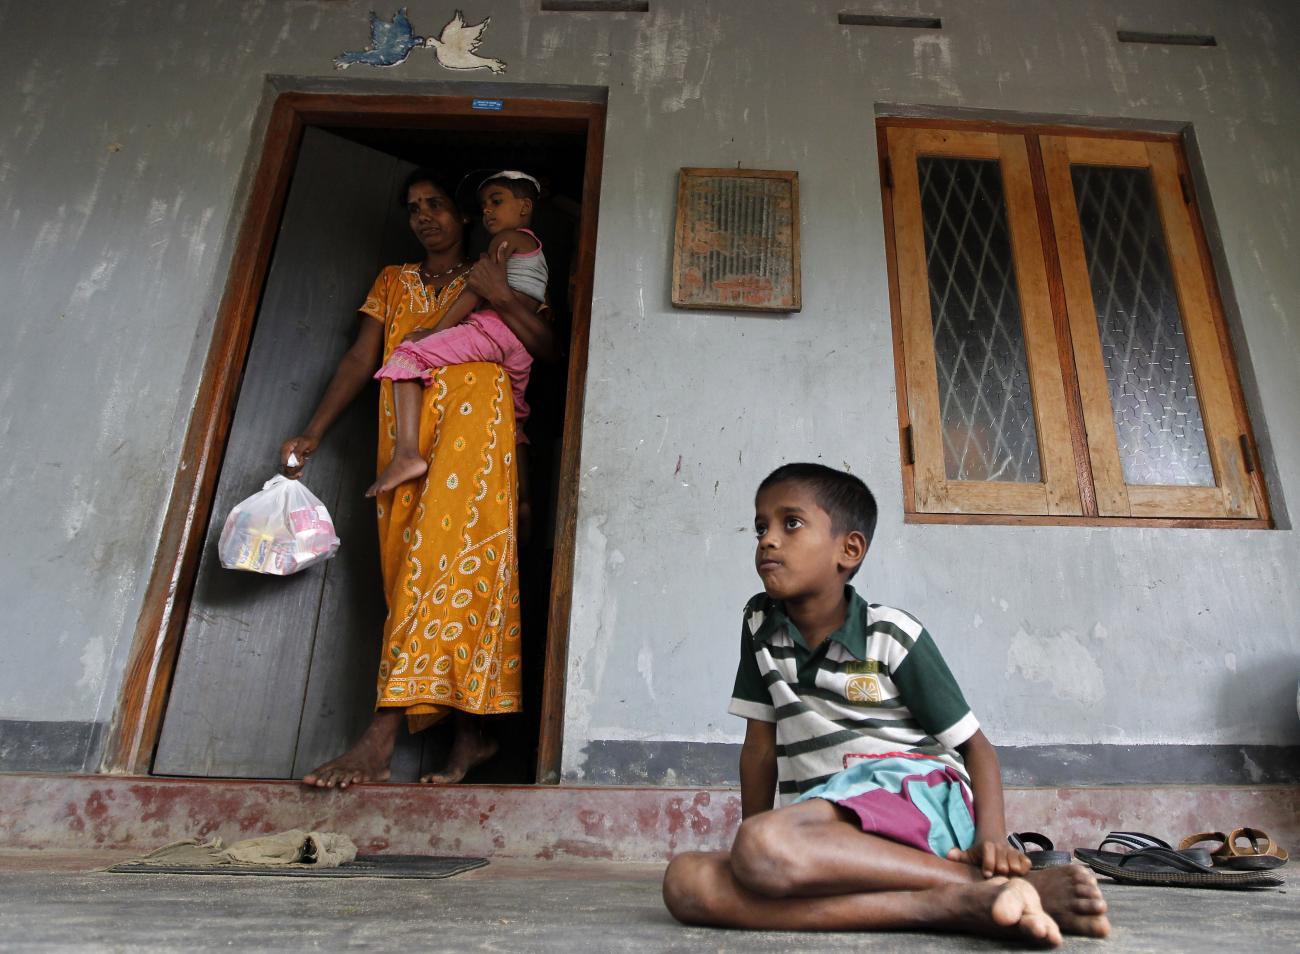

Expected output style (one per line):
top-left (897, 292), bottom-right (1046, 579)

top-left (1024, 865), bottom-right (1111, 938)
top-left (301, 711), bottom-right (400, 789)
top-left (937, 878), bottom-right (1062, 947)
top-left (421, 731), bottom-right (499, 784)
top-left (365, 452), bottom-right (427, 497)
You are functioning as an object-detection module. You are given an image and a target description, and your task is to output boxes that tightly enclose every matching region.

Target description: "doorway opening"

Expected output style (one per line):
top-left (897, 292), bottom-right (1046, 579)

top-left (104, 92), bottom-right (605, 785)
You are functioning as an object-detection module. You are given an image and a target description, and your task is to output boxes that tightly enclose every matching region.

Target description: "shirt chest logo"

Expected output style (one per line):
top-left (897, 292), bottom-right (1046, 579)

top-left (844, 674), bottom-right (882, 703)
top-left (842, 660), bottom-right (881, 675)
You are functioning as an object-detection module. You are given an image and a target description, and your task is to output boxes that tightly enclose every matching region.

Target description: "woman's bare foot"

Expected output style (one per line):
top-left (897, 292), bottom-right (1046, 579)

top-left (938, 877), bottom-right (1062, 947)
top-left (420, 716), bottom-right (499, 784)
top-left (365, 452), bottom-right (427, 497)
top-left (302, 710), bottom-right (401, 789)
top-left (1024, 865), bottom-right (1111, 938)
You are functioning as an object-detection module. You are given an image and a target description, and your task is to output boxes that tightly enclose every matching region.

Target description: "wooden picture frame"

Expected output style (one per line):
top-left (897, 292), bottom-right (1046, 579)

top-left (672, 167), bottom-right (801, 312)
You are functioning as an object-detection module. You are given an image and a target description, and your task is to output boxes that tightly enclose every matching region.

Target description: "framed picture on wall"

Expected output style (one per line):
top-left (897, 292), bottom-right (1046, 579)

top-left (671, 168), bottom-right (802, 312)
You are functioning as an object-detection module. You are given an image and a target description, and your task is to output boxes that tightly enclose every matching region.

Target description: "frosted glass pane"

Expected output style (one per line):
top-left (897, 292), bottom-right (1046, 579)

top-left (1071, 165), bottom-right (1214, 487)
top-left (918, 156), bottom-right (1042, 483)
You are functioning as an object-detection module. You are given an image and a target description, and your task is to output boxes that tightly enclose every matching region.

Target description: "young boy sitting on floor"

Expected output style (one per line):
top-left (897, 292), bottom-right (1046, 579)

top-left (662, 463), bottom-right (1110, 947)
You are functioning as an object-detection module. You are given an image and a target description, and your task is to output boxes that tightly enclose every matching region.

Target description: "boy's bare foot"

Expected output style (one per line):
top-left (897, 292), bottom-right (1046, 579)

top-left (420, 727), bottom-right (499, 784)
top-left (365, 452), bottom-right (428, 497)
top-left (302, 711), bottom-right (400, 789)
top-left (1024, 865), bottom-right (1111, 938)
top-left (939, 878), bottom-right (1062, 947)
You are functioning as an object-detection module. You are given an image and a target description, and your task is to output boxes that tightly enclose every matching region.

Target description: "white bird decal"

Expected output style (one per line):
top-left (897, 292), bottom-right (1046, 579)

top-left (426, 10), bottom-right (508, 73)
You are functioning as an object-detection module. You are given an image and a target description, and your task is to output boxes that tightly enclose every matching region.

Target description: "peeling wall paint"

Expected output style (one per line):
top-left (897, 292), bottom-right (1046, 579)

top-left (0, 0), bottom-right (1297, 779)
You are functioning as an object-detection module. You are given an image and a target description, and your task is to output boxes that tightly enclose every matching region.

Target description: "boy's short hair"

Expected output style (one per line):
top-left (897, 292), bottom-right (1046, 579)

top-left (480, 173), bottom-right (540, 202)
top-left (757, 463), bottom-right (878, 576)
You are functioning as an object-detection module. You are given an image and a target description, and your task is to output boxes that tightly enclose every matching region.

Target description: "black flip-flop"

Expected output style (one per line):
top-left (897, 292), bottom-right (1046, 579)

top-left (1100, 831), bottom-right (1211, 863)
top-left (1007, 831), bottom-right (1071, 869)
top-left (1075, 832), bottom-right (1285, 889)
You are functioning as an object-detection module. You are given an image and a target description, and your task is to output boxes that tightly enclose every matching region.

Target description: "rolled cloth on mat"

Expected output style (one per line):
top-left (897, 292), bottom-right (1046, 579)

top-left (224, 830), bottom-right (357, 867)
top-left (123, 830), bottom-right (357, 868)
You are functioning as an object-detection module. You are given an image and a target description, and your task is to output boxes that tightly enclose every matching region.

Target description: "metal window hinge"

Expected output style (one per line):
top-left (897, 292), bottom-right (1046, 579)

top-left (882, 157), bottom-right (893, 190)
top-left (1239, 434), bottom-right (1256, 474)
top-left (1179, 174), bottom-right (1193, 205)
top-left (902, 424), bottom-right (915, 465)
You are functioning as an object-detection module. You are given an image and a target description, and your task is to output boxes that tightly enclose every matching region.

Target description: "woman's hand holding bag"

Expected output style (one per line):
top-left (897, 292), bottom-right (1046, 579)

top-left (279, 435), bottom-right (320, 480)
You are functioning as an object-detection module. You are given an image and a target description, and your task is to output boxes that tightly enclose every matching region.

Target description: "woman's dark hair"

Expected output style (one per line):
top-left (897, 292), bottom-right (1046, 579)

top-left (757, 462), bottom-right (878, 560)
top-left (397, 167), bottom-right (458, 208)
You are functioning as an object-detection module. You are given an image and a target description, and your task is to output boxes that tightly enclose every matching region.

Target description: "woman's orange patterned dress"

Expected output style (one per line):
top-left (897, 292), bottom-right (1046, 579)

top-left (360, 264), bottom-right (522, 732)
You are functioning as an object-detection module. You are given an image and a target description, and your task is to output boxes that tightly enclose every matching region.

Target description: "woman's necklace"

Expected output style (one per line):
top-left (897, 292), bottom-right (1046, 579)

top-left (418, 259), bottom-right (467, 286)
top-left (414, 258), bottom-right (468, 313)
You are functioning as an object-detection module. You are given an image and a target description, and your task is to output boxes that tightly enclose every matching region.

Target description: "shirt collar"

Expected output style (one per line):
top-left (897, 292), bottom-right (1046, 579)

top-left (755, 585), bottom-right (870, 659)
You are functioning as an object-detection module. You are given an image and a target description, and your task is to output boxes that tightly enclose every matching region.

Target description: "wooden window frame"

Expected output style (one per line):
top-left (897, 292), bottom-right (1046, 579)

top-left (879, 117), bottom-right (1271, 529)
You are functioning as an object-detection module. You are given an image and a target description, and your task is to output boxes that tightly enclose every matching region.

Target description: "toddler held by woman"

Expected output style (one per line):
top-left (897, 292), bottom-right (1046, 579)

top-left (366, 170), bottom-right (548, 498)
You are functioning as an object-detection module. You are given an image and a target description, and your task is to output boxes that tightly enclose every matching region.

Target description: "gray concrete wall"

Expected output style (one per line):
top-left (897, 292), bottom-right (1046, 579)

top-left (0, 0), bottom-right (1296, 779)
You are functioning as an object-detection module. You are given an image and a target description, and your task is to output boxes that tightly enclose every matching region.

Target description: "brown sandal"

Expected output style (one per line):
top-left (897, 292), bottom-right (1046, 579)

top-left (1178, 831), bottom-right (1228, 857)
top-left (1213, 828), bottom-right (1289, 871)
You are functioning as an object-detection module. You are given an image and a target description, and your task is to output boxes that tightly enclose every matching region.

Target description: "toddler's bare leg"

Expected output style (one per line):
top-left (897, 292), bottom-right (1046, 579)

top-left (366, 379), bottom-right (429, 496)
top-left (662, 852), bottom-right (1062, 945)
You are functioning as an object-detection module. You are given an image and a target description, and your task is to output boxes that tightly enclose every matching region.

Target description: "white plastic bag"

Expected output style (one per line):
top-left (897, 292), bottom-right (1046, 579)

top-left (218, 474), bottom-right (340, 575)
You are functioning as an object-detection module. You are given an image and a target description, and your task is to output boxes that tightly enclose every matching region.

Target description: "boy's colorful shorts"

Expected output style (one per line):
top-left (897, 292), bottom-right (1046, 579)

top-left (795, 754), bottom-right (976, 858)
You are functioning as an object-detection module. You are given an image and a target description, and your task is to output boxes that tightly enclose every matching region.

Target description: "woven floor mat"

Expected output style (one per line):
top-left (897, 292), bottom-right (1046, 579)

top-left (105, 854), bottom-right (488, 879)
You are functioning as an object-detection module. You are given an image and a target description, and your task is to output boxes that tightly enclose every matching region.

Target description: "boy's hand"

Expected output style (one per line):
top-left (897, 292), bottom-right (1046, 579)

top-left (402, 326), bottom-right (436, 342)
top-left (946, 840), bottom-right (1031, 878)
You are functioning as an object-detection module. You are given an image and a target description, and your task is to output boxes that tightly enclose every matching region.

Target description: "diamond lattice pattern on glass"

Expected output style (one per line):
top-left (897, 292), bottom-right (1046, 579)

top-left (1071, 165), bottom-right (1214, 487)
top-left (918, 156), bottom-right (1042, 483)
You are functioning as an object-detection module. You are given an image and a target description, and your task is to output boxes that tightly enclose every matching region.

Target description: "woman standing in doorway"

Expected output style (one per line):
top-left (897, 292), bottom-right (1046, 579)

top-left (281, 169), bottom-right (555, 788)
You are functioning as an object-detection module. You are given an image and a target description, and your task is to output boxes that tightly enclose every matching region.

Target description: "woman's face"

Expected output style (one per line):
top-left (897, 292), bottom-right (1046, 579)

top-left (406, 181), bottom-right (465, 254)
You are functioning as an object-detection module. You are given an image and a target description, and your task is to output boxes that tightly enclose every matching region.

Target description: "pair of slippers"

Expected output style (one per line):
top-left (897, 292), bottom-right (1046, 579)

top-left (1074, 830), bottom-right (1287, 889)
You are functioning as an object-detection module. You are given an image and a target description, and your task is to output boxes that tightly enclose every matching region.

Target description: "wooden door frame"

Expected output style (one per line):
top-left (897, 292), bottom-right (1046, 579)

top-left (101, 91), bottom-right (606, 783)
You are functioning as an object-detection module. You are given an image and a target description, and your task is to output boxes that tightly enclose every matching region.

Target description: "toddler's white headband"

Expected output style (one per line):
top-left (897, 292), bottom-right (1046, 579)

top-left (480, 170), bottom-right (541, 192)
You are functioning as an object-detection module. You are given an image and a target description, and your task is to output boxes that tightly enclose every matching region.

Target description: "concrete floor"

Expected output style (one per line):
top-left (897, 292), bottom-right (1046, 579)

top-left (0, 852), bottom-right (1293, 952)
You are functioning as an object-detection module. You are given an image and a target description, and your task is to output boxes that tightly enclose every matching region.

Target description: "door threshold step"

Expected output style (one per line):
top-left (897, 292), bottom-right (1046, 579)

top-left (1, 774), bottom-right (1296, 864)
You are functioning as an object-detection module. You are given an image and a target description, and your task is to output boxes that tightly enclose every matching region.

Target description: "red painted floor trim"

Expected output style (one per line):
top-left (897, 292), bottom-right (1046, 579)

top-left (2, 775), bottom-right (1296, 863)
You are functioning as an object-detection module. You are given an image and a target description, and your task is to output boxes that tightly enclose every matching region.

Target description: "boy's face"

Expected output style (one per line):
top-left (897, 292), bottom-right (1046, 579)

top-left (479, 183), bottom-right (532, 234)
top-left (753, 481), bottom-right (862, 601)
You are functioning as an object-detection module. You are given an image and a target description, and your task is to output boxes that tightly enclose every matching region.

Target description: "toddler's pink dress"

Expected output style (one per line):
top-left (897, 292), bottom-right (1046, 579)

top-left (375, 231), bottom-right (547, 444)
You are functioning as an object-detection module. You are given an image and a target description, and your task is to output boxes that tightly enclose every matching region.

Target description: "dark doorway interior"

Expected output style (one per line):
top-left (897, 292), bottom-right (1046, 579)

top-left (152, 117), bottom-right (590, 785)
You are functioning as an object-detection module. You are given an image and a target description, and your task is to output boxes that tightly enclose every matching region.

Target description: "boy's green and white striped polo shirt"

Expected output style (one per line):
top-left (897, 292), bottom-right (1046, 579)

top-left (729, 587), bottom-right (979, 804)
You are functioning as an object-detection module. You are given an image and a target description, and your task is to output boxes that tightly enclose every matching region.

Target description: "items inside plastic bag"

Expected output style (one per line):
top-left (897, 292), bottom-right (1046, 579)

top-left (218, 474), bottom-right (340, 576)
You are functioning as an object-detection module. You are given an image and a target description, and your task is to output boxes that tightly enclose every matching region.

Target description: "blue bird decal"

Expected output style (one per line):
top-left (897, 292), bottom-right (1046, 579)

top-left (335, 8), bottom-right (425, 70)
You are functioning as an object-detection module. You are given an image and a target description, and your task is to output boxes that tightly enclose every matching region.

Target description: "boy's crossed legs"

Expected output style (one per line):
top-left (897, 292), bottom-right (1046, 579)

top-left (663, 799), bottom-right (1109, 947)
